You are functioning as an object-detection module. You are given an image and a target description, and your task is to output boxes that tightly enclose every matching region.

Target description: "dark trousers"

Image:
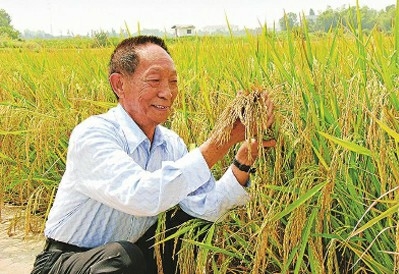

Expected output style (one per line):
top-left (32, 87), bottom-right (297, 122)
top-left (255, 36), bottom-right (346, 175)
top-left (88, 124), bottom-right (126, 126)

top-left (31, 209), bottom-right (198, 274)
top-left (136, 208), bottom-right (196, 274)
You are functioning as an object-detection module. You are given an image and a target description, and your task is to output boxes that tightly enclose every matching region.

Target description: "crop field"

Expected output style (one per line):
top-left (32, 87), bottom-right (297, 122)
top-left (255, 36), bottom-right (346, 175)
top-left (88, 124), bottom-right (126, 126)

top-left (1, 15), bottom-right (399, 274)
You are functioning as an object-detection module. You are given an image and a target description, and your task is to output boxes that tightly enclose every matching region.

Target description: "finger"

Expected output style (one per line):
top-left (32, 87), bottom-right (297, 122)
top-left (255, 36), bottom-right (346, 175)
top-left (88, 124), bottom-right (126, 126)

top-left (261, 90), bottom-right (270, 101)
top-left (265, 113), bottom-right (275, 128)
top-left (262, 139), bottom-right (277, 148)
top-left (266, 96), bottom-right (274, 115)
top-left (267, 97), bottom-right (274, 113)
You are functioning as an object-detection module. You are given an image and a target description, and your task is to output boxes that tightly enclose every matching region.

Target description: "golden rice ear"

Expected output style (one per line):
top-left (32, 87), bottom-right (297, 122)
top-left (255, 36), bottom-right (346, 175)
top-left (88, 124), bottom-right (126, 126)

top-left (210, 87), bottom-right (273, 146)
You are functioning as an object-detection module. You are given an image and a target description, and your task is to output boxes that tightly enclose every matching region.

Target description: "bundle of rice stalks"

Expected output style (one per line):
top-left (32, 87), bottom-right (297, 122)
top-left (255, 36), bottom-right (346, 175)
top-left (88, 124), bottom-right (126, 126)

top-left (211, 87), bottom-right (273, 146)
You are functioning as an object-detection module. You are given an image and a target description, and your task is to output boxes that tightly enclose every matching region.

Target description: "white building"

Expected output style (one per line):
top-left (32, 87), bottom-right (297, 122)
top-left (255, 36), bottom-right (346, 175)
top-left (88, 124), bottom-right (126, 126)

top-left (171, 25), bottom-right (195, 37)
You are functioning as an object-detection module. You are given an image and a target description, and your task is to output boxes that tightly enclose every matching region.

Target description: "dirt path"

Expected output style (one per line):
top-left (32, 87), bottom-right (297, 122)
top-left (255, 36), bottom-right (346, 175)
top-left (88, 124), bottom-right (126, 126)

top-left (0, 206), bottom-right (45, 274)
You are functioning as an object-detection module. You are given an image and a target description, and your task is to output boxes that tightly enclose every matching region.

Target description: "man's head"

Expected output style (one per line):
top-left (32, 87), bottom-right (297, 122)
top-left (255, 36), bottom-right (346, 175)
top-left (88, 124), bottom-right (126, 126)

top-left (109, 35), bottom-right (170, 79)
top-left (108, 36), bottom-right (178, 138)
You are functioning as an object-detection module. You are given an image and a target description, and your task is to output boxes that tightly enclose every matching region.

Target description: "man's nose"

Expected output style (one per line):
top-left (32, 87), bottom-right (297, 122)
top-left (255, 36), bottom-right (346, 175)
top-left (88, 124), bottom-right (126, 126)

top-left (158, 81), bottom-right (173, 99)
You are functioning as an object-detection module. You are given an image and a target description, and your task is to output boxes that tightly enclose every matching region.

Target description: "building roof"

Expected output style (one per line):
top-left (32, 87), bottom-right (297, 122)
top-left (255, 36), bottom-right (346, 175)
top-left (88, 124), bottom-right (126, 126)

top-left (171, 25), bottom-right (195, 29)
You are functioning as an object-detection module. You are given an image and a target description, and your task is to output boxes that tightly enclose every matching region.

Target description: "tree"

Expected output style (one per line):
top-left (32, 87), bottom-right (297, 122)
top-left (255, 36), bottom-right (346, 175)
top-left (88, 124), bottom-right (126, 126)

top-left (0, 9), bottom-right (20, 39)
top-left (279, 4), bottom-right (396, 33)
top-left (376, 5), bottom-right (396, 32)
top-left (279, 12), bottom-right (299, 31)
top-left (92, 30), bottom-right (110, 47)
top-left (306, 9), bottom-right (318, 32)
top-left (0, 9), bottom-right (11, 27)
top-left (314, 6), bottom-right (341, 32)
top-left (341, 6), bottom-right (378, 31)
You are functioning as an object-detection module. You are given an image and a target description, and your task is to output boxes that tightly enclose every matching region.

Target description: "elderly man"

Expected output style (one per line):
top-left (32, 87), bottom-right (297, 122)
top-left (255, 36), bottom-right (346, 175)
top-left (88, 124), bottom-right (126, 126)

top-left (31, 35), bottom-right (275, 274)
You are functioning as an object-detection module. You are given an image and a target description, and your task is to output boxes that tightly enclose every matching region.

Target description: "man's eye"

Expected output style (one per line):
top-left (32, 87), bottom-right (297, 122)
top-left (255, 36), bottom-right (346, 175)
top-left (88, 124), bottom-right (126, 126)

top-left (146, 79), bottom-right (161, 86)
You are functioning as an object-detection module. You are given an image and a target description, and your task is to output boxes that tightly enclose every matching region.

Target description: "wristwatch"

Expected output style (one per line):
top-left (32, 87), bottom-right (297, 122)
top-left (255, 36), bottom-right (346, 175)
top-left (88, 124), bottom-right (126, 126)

top-left (233, 158), bottom-right (256, 173)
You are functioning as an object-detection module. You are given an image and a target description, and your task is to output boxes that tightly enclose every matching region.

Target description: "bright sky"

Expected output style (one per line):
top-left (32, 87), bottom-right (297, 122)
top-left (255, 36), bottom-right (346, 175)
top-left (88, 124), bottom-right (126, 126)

top-left (1, 0), bottom-right (397, 35)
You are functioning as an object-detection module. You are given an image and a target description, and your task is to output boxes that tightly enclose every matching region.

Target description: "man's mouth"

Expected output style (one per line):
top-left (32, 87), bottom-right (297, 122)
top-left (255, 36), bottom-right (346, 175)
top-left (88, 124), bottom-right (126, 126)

top-left (153, 105), bottom-right (169, 110)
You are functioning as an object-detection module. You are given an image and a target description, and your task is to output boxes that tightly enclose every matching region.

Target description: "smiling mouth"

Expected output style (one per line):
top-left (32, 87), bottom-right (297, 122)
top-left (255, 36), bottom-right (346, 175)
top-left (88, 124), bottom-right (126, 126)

top-left (153, 105), bottom-right (170, 110)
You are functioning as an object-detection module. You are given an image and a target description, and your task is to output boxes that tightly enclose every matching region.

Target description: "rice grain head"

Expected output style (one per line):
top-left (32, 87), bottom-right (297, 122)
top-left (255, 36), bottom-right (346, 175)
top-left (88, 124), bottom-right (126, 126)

top-left (211, 87), bottom-right (273, 146)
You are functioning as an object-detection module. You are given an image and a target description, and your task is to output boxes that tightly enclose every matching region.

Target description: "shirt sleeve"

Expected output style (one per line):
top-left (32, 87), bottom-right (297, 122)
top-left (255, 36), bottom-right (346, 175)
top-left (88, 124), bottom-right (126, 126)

top-left (68, 116), bottom-right (250, 221)
top-left (69, 120), bottom-right (214, 217)
top-left (179, 167), bottom-right (250, 222)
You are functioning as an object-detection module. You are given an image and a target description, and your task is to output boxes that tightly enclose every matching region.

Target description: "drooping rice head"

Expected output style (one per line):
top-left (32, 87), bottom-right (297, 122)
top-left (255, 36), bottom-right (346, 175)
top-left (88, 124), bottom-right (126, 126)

top-left (211, 87), bottom-right (273, 146)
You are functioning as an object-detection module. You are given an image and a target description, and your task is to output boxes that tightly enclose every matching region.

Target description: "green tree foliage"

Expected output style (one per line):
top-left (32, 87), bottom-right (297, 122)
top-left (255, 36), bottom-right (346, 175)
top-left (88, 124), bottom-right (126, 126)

top-left (0, 9), bottom-right (11, 26)
top-left (338, 6), bottom-right (379, 30)
top-left (0, 9), bottom-right (20, 39)
top-left (279, 12), bottom-right (299, 31)
top-left (314, 6), bottom-right (341, 31)
top-left (92, 30), bottom-right (110, 47)
top-left (281, 4), bottom-right (396, 33)
top-left (376, 5), bottom-right (397, 32)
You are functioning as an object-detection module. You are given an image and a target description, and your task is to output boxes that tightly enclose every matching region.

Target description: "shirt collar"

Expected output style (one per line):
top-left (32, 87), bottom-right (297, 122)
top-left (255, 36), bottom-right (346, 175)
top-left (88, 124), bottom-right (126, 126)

top-left (114, 104), bottom-right (166, 152)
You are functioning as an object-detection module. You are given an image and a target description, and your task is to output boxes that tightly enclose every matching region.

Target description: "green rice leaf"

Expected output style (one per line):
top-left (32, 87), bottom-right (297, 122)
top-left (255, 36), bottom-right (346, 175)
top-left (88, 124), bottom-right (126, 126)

top-left (270, 181), bottom-right (327, 222)
top-left (349, 202), bottom-right (399, 238)
top-left (374, 118), bottom-right (399, 143)
top-left (318, 131), bottom-right (372, 156)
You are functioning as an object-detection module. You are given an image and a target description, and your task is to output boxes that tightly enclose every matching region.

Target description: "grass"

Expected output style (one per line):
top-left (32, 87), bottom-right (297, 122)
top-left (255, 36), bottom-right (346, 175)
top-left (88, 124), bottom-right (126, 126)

top-left (1, 6), bottom-right (399, 273)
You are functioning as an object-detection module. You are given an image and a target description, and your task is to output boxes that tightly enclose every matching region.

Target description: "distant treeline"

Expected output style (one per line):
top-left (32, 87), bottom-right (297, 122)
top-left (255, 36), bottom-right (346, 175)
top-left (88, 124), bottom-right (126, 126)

top-left (279, 4), bottom-right (397, 33)
top-left (1, 4), bottom-right (398, 40)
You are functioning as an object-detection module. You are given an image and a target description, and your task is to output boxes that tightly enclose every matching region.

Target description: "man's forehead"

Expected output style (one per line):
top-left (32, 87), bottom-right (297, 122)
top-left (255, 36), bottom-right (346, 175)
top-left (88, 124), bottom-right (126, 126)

top-left (143, 65), bottom-right (177, 76)
top-left (136, 43), bottom-right (168, 56)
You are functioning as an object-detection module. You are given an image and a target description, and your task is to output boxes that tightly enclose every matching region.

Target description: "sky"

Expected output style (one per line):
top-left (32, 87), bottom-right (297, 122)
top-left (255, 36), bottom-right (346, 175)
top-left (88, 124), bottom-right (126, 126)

top-left (1, 0), bottom-right (397, 36)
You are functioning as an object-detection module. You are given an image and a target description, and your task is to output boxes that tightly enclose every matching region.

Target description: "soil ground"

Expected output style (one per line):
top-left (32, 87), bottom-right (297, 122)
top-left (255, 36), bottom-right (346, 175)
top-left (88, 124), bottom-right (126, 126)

top-left (0, 205), bottom-right (45, 274)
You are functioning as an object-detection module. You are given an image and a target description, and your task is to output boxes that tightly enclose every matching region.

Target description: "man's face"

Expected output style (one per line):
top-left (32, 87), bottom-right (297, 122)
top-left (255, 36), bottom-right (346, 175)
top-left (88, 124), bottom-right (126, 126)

top-left (119, 44), bottom-right (178, 133)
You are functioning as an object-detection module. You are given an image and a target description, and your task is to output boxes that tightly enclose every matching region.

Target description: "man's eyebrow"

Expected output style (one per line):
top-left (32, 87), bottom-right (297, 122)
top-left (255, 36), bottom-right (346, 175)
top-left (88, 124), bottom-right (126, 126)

top-left (146, 67), bottom-right (162, 72)
top-left (144, 66), bottom-right (177, 76)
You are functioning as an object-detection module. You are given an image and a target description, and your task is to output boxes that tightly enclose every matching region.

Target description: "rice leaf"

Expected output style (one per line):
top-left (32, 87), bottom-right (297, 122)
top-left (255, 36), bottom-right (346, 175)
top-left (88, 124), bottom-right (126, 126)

top-left (318, 131), bottom-right (372, 156)
top-left (270, 181), bottom-right (327, 222)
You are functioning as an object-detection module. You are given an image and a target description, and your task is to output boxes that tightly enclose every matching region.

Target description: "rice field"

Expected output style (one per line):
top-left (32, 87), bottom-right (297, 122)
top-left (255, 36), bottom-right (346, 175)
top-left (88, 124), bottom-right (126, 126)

top-left (1, 11), bottom-right (399, 274)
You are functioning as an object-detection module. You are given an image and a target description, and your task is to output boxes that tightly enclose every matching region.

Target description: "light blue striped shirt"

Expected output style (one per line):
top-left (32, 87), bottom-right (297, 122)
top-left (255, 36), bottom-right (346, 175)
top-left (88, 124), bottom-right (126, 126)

top-left (44, 104), bottom-right (249, 248)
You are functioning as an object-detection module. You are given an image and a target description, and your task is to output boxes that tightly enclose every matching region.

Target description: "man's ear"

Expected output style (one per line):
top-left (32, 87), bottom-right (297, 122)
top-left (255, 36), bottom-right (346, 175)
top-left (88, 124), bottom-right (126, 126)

top-left (109, 73), bottom-right (124, 99)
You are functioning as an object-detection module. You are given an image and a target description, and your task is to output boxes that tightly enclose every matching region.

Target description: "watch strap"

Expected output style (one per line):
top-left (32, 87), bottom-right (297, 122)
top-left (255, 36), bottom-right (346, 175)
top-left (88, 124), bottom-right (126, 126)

top-left (233, 158), bottom-right (256, 173)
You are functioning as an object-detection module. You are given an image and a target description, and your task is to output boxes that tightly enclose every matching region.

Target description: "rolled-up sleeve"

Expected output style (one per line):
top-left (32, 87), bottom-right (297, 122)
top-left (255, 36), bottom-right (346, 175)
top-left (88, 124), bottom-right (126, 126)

top-left (179, 166), bottom-right (250, 222)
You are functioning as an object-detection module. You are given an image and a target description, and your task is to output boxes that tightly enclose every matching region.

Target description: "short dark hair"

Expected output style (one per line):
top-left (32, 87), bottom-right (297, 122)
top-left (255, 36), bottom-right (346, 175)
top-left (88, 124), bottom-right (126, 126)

top-left (108, 35), bottom-right (170, 77)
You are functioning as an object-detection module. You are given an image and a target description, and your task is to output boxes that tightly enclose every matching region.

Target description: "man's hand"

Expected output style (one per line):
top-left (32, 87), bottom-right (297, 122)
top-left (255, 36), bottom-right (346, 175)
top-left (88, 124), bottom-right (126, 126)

top-left (200, 90), bottom-right (276, 172)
